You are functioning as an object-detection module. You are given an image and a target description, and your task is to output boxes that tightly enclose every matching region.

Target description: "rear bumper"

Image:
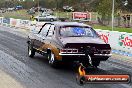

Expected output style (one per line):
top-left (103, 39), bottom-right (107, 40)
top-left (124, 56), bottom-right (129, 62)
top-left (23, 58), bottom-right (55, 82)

top-left (94, 54), bottom-right (112, 57)
top-left (59, 53), bottom-right (112, 57)
top-left (59, 53), bottom-right (85, 56)
top-left (59, 53), bottom-right (112, 61)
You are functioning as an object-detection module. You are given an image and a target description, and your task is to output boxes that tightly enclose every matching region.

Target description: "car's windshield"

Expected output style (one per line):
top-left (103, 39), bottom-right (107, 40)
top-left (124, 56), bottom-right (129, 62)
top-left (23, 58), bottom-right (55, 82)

top-left (59, 26), bottom-right (99, 38)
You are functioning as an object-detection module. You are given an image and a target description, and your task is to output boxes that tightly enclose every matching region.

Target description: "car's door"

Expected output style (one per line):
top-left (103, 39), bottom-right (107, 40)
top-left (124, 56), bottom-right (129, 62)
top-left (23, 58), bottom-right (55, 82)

top-left (45, 25), bottom-right (62, 59)
top-left (45, 15), bottom-right (51, 21)
top-left (39, 15), bottom-right (45, 21)
top-left (45, 15), bottom-right (48, 21)
top-left (33, 23), bottom-right (51, 50)
top-left (43, 24), bottom-right (55, 48)
top-left (43, 15), bottom-right (47, 21)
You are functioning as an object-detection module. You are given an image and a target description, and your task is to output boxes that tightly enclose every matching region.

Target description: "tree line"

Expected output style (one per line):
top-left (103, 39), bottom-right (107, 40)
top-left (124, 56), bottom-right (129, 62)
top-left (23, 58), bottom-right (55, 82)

top-left (0, 0), bottom-right (131, 12)
top-left (0, 0), bottom-right (132, 25)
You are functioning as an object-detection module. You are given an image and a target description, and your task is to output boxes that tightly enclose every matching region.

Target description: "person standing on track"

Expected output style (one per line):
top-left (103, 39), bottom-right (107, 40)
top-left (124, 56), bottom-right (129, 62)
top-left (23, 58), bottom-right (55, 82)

top-left (30, 15), bottom-right (35, 21)
top-left (126, 14), bottom-right (130, 28)
top-left (122, 15), bottom-right (127, 27)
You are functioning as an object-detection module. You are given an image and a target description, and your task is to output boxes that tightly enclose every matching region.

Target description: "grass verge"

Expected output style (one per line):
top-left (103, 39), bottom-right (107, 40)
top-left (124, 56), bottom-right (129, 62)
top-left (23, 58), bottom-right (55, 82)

top-left (0, 10), bottom-right (132, 33)
top-left (93, 25), bottom-right (132, 33)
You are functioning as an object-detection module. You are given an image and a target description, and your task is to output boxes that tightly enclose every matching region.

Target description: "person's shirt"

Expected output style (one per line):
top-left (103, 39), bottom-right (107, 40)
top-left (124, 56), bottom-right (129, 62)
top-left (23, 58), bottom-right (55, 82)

top-left (126, 15), bottom-right (130, 21)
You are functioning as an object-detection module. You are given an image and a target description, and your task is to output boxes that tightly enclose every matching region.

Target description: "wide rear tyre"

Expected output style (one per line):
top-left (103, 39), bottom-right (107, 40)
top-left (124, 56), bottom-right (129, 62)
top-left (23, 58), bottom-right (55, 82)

top-left (92, 60), bottom-right (100, 68)
top-left (47, 51), bottom-right (59, 67)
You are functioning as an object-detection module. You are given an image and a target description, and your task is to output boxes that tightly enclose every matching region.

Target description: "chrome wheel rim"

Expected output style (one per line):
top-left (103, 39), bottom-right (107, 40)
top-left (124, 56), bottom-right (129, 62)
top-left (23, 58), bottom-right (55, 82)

top-left (49, 53), bottom-right (55, 64)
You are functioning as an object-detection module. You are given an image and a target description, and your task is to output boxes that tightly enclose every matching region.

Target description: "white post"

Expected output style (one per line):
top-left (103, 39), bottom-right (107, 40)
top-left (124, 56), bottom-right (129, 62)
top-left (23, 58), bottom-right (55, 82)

top-left (130, 15), bottom-right (131, 26)
top-left (112, 0), bottom-right (115, 31)
top-left (38, 0), bottom-right (40, 22)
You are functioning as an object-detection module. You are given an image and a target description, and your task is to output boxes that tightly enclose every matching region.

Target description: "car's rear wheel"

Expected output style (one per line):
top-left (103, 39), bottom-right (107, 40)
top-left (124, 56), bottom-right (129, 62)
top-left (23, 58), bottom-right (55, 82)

top-left (50, 18), bottom-right (54, 22)
top-left (47, 51), bottom-right (59, 67)
top-left (83, 54), bottom-right (100, 68)
top-left (28, 45), bottom-right (35, 58)
top-left (92, 60), bottom-right (100, 68)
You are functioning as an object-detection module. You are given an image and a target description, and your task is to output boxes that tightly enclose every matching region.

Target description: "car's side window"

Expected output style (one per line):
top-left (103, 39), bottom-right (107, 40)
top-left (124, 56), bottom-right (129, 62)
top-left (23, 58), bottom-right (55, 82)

top-left (47, 25), bottom-right (55, 37)
top-left (39, 24), bottom-right (51, 37)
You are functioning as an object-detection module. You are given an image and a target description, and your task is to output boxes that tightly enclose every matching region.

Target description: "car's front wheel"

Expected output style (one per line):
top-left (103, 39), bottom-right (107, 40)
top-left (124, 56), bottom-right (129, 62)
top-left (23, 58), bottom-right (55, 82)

top-left (28, 45), bottom-right (35, 58)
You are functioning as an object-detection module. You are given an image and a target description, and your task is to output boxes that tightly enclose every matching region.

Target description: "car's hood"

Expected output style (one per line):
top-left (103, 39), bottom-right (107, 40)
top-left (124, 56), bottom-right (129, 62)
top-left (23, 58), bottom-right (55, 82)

top-left (59, 37), bottom-right (105, 45)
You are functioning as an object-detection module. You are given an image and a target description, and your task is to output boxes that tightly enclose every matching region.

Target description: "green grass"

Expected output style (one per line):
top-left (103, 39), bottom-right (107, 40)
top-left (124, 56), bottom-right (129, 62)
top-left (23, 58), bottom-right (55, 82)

top-left (0, 10), bottom-right (41, 20)
top-left (0, 10), bottom-right (30, 20)
top-left (54, 11), bottom-right (72, 18)
top-left (0, 10), bottom-right (71, 20)
top-left (93, 25), bottom-right (132, 33)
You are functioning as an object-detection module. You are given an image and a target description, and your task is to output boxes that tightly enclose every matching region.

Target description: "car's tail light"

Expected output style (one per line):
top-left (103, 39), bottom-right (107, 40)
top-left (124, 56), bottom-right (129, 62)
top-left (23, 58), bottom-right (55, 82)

top-left (60, 49), bottom-right (78, 53)
top-left (60, 49), bottom-right (67, 53)
top-left (72, 49), bottom-right (78, 53)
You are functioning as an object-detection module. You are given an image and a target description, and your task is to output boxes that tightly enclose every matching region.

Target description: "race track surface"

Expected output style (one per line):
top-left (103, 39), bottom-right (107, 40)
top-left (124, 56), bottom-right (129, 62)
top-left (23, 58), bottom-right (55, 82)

top-left (0, 26), bottom-right (131, 88)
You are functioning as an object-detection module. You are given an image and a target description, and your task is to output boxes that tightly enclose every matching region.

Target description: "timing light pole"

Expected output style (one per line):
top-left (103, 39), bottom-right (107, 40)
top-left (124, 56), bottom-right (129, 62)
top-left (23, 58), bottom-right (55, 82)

top-left (111, 0), bottom-right (114, 31)
top-left (112, 0), bottom-right (128, 31)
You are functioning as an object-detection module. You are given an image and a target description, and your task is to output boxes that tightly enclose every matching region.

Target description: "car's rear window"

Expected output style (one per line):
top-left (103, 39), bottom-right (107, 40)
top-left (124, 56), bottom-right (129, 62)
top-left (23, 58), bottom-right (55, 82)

top-left (59, 26), bottom-right (98, 38)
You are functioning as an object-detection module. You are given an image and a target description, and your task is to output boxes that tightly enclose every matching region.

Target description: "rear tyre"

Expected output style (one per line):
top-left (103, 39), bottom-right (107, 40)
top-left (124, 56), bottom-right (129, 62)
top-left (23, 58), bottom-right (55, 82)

top-left (47, 51), bottom-right (59, 67)
top-left (50, 18), bottom-right (54, 22)
top-left (28, 45), bottom-right (35, 58)
top-left (92, 61), bottom-right (100, 68)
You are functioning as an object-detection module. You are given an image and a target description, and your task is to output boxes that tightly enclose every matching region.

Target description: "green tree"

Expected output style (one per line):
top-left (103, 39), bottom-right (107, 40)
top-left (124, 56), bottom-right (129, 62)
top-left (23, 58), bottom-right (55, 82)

top-left (96, 0), bottom-right (113, 25)
top-left (116, 0), bottom-right (132, 12)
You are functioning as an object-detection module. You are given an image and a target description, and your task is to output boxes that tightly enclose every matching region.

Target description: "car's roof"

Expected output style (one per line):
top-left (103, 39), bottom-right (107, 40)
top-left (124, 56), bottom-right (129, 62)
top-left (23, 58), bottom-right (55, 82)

top-left (49, 22), bottom-right (91, 27)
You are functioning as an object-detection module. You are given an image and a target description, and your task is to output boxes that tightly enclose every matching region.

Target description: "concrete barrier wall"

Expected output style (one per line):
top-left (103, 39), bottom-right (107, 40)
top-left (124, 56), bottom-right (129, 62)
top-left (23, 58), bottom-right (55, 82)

top-left (96, 29), bottom-right (132, 54)
top-left (0, 17), bottom-right (31, 29)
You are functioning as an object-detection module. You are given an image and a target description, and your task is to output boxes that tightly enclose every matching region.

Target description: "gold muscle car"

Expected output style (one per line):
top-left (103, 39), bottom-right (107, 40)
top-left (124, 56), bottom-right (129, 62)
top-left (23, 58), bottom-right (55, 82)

top-left (27, 22), bottom-right (112, 68)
